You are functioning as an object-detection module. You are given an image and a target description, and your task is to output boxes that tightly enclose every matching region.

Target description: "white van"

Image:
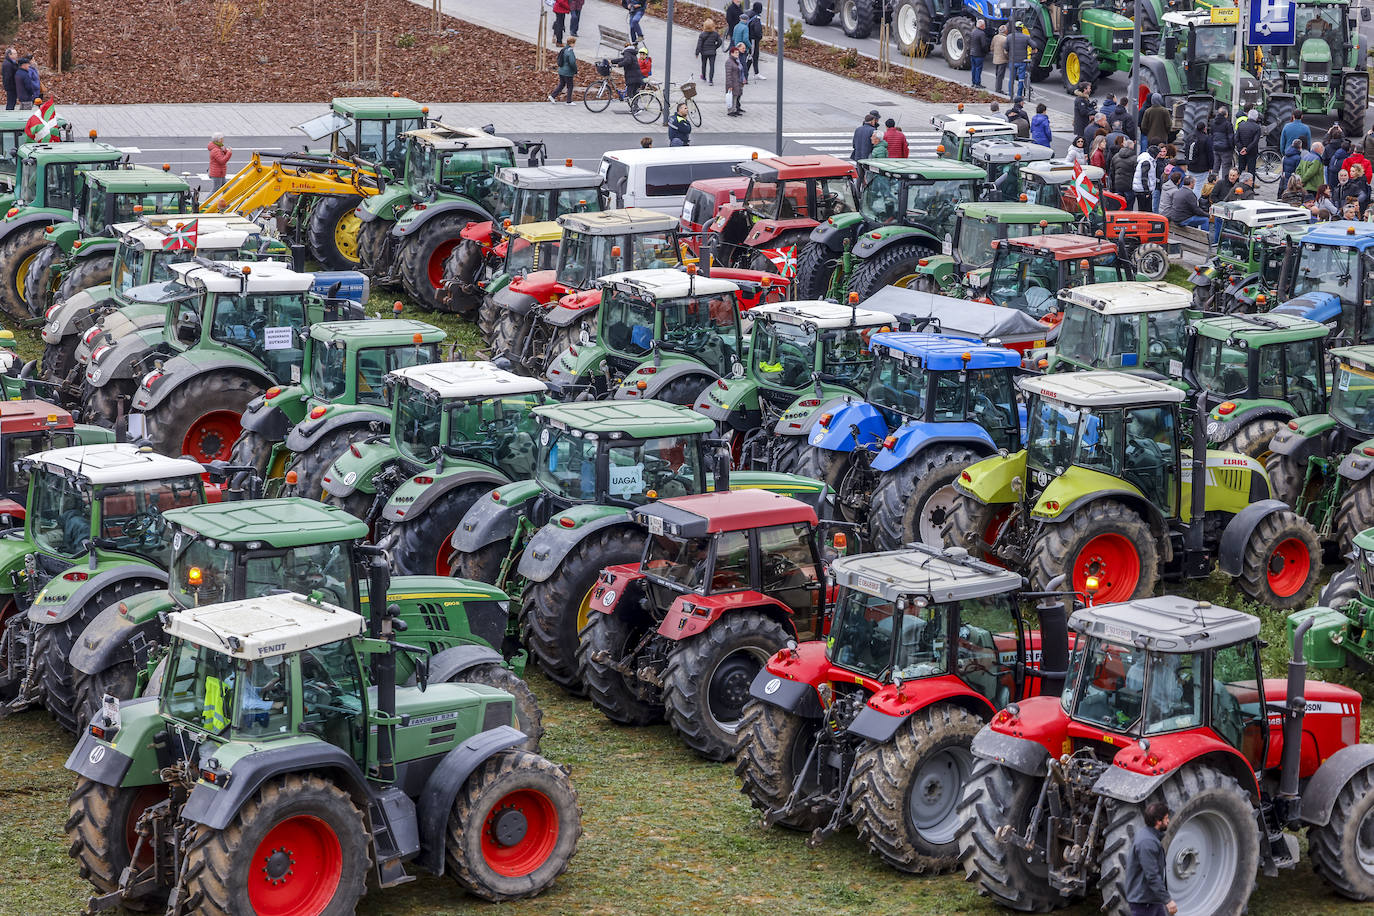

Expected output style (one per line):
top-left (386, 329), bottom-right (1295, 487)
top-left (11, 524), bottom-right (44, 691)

top-left (599, 145), bottom-right (772, 215)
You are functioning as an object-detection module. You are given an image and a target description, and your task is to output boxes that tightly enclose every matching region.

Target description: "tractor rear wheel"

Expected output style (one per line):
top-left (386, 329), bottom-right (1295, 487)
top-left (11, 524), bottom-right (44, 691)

top-left (939, 16), bottom-right (974, 70)
top-left (40, 336), bottom-right (77, 386)
top-left (1308, 762), bottom-right (1374, 901)
top-left (1334, 478), bottom-right (1374, 557)
top-left (491, 307), bottom-right (530, 364)
top-left (943, 489), bottom-right (1013, 559)
top-left (1213, 417), bottom-right (1285, 465)
top-left (577, 609), bottom-right (663, 726)
top-left (772, 434), bottom-right (809, 474)
top-left (892, 0), bottom-right (929, 57)
top-left (445, 749), bottom-right (581, 902)
top-left (0, 224), bottom-right (53, 320)
top-left (1098, 764), bottom-right (1257, 916)
top-left (83, 380), bottom-right (137, 431)
top-left (1059, 37), bottom-right (1101, 92)
top-left (734, 700), bottom-right (827, 831)
top-left (848, 242), bottom-right (937, 301)
top-left (793, 240), bottom-right (841, 300)
top-left (451, 663), bottom-right (545, 752)
top-left (443, 239), bottom-right (488, 314)
top-left (1027, 17), bottom-right (1053, 82)
top-left (1264, 450), bottom-right (1310, 507)
top-left (380, 484), bottom-right (487, 578)
top-left (478, 294), bottom-right (503, 341)
top-left (958, 757), bottom-right (1073, 910)
top-left (653, 374), bottom-right (713, 407)
top-left (1031, 499), bottom-right (1159, 602)
top-left (1340, 73), bottom-right (1370, 138)
top-left (56, 255), bottom-right (115, 304)
top-left (357, 219), bottom-right (392, 275)
top-left (182, 773), bottom-right (368, 916)
top-left (1320, 561), bottom-right (1361, 610)
top-left (1238, 508), bottom-right (1320, 608)
top-left (284, 427), bottom-right (366, 506)
top-left (306, 195), bottom-right (364, 270)
top-left (524, 525), bottom-right (642, 694)
top-left (73, 658), bottom-right (141, 738)
top-left (798, 0), bottom-right (834, 26)
top-left (399, 213), bottom-right (478, 315)
top-left (451, 538), bottom-right (513, 590)
top-left (662, 609), bottom-right (790, 761)
top-left (1132, 242), bottom-right (1169, 280)
top-left (321, 488), bottom-right (375, 522)
top-left (1263, 95), bottom-right (1296, 147)
top-left (66, 777), bottom-right (170, 911)
top-left (227, 428), bottom-right (278, 480)
top-left (839, 0), bottom-right (875, 39)
top-left (141, 373), bottom-right (258, 465)
top-left (21, 242), bottom-right (59, 319)
top-left (852, 704), bottom-right (980, 873)
top-left (871, 445), bottom-right (979, 550)
top-left (797, 446), bottom-right (869, 525)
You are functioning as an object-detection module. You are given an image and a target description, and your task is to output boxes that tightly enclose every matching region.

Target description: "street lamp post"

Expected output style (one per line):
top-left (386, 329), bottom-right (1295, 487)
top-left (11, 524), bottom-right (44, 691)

top-left (776, 0), bottom-right (785, 152)
top-left (664, 0), bottom-right (676, 127)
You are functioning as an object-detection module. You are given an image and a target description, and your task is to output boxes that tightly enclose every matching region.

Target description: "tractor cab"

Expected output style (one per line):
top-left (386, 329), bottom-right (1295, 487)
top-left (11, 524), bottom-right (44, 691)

top-left (8, 140), bottom-right (125, 212)
top-left (951, 203), bottom-right (1073, 272)
top-left (295, 96), bottom-right (426, 175)
top-left (679, 177), bottom-right (749, 255)
top-left (1049, 280), bottom-right (1193, 374)
top-left (1186, 312), bottom-right (1329, 420)
top-left (930, 113), bottom-right (1018, 162)
top-left (554, 208), bottom-right (682, 290)
top-left (0, 109), bottom-right (71, 190)
top-left (748, 300), bottom-right (892, 397)
top-left (969, 138), bottom-right (1054, 202)
top-left (71, 167), bottom-right (191, 236)
top-left (483, 162), bottom-right (601, 227)
top-left (109, 214), bottom-right (287, 299)
top-left (398, 125), bottom-right (516, 211)
top-left (1193, 200), bottom-right (1309, 311)
top-left (1020, 160), bottom-right (1114, 224)
top-left (498, 220), bottom-right (562, 278)
top-left (986, 233), bottom-right (1128, 320)
top-left (855, 157), bottom-right (984, 246)
top-left (1276, 221), bottom-right (1374, 344)
top-left (0, 401), bottom-right (104, 514)
top-left (300, 318), bottom-right (445, 412)
top-left (1158, 11), bottom-right (1246, 93)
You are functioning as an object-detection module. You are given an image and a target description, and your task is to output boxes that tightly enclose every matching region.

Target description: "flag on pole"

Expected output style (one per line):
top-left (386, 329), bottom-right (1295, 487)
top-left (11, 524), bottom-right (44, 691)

top-left (25, 98), bottom-right (60, 141)
top-left (164, 220), bottom-right (198, 251)
top-left (1071, 162), bottom-right (1100, 219)
top-left (761, 244), bottom-right (799, 278)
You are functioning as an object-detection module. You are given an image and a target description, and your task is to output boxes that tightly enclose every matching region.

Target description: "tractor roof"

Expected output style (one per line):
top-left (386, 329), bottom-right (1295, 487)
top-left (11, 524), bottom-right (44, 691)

top-left (1004, 232), bottom-right (1117, 258)
top-left (534, 399), bottom-right (714, 437)
top-left (599, 268), bottom-right (737, 300)
top-left (17, 140), bottom-right (122, 162)
top-left (1193, 312), bottom-right (1328, 345)
top-left (870, 332), bottom-right (1020, 369)
top-left (1070, 595), bottom-right (1259, 652)
top-left (406, 124), bottom-right (514, 151)
top-left (169, 260), bottom-right (315, 294)
top-left (166, 593), bottom-right (364, 659)
top-left (687, 176), bottom-right (750, 202)
top-left (969, 138), bottom-right (1055, 165)
top-left (85, 167), bottom-right (187, 193)
top-left (1210, 199), bottom-right (1311, 229)
top-left (1353, 527), bottom-right (1374, 554)
top-left (0, 400), bottom-right (73, 434)
top-left (558, 207), bottom-right (677, 235)
top-left (1060, 281), bottom-right (1191, 314)
top-left (601, 145), bottom-right (771, 168)
top-left (957, 201), bottom-right (1074, 223)
top-left (164, 498), bottom-right (368, 546)
top-left (1163, 9), bottom-right (1223, 27)
top-left (496, 163), bottom-right (601, 189)
top-left (309, 318), bottom-right (444, 346)
top-left (862, 287), bottom-right (1052, 343)
top-left (1299, 220), bottom-right (1374, 249)
top-left (931, 113), bottom-right (1018, 136)
top-left (1330, 345), bottom-right (1374, 373)
top-left (506, 220), bottom-right (563, 243)
top-left (389, 361), bottom-right (548, 399)
top-left (735, 154), bottom-right (857, 181)
top-left (861, 157), bottom-right (986, 179)
top-left (1018, 370), bottom-right (1186, 407)
top-left (121, 213), bottom-right (270, 252)
top-left (31, 443), bottom-right (203, 484)
top-left (330, 96), bottom-right (425, 119)
top-left (1021, 160), bottom-right (1105, 185)
top-left (634, 489), bottom-right (817, 537)
top-left (751, 300), bottom-right (896, 329)
top-left (831, 544), bottom-right (1021, 603)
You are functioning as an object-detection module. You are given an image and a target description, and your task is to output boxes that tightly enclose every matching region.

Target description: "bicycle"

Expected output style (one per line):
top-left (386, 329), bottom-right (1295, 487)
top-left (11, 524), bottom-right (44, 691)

top-left (633, 80), bottom-right (701, 127)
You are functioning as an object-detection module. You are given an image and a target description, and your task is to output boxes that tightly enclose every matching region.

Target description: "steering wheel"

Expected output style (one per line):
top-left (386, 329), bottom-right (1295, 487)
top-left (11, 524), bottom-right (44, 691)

top-left (121, 510), bottom-right (165, 543)
top-left (479, 413), bottom-right (520, 437)
top-left (764, 552), bottom-right (807, 585)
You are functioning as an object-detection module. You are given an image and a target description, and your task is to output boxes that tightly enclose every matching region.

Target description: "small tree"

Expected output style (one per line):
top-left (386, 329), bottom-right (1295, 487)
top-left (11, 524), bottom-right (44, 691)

top-left (47, 0), bottom-right (74, 72)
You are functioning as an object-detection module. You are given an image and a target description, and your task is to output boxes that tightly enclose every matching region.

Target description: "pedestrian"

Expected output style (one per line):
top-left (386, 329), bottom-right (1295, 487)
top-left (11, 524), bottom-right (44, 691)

top-left (851, 109), bottom-right (880, 160)
top-left (1208, 167), bottom-right (1238, 206)
top-left (1349, 163), bottom-right (1371, 213)
top-left (15, 56), bottom-right (37, 110)
top-left (696, 19), bottom-right (722, 84)
top-left (1301, 141), bottom-right (1326, 191)
top-left (1111, 138), bottom-right (1137, 196)
top-left (991, 25), bottom-right (1009, 95)
top-left (1234, 171), bottom-right (1257, 200)
top-left (731, 12), bottom-right (751, 56)
top-left (1083, 113), bottom-right (1107, 149)
top-left (1007, 98), bottom-right (1030, 139)
top-left (1090, 135), bottom-right (1108, 170)
top-left (552, 0), bottom-right (570, 46)
top-left (1124, 802), bottom-right (1177, 916)
top-left (640, 136), bottom-right (653, 148)
top-left (1134, 143), bottom-right (1158, 212)
top-left (1100, 93), bottom-right (1119, 127)
top-left (883, 118), bottom-right (909, 158)
top-left (1363, 124), bottom-right (1374, 162)
top-left (1281, 173), bottom-right (1310, 207)
top-left (1073, 83), bottom-right (1094, 139)
top-left (1067, 136), bottom-right (1088, 166)
top-left (1280, 111), bottom-right (1312, 156)
top-left (1007, 23), bottom-right (1031, 99)
top-left (1153, 144), bottom-right (1172, 211)
top-left (1, 48), bottom-right (15, 111)
top-left (1235, 108), bottom-right (1262, 176)
top-left (1326, 139), bottom-right (1348, 190)
top-left (626, 0), bottom-right (647, 43)
top-left (207, 133), bottom-right (233, 192)
top-left (748, 3), bottom-right (765, 78)
top-left (969, 18), bottom-right (989, 89)
top-left (1030, 103), bottom-right (1052, 148)
top-left (1105, 122), bottom-right (1126, 154)
top-left (725, 45), bottom-right (745, 116)
top-left (1344, 149), bottom-right (1372, 185)
top-left (725, 0), bottom-right (743, 37)
top-left (1166, 174), bottom-right (1211, 231)
top-left (1158, 169), bottom-right (1182, 219)
top-left (620, 43), bottom-right (645, 108)
top-left (988, 101), bottom-right (1005, 121)
top-left (1141, 94), bottom-right (1171, 147)
top-left (870, 130), bottom-right (889, 158)
top-left (1307, 183), bottom-right (1339, 221)
top-left (668, 101), bottom-right (693, 146)
top-left (550, 35), bottom-right (577, 104)
top-left (1187, 119), bottom-right (1212, 184)
top-left (569, 0), bottom-right (585, 38)
top-left (1281, 137), bottom-right (1303, 191)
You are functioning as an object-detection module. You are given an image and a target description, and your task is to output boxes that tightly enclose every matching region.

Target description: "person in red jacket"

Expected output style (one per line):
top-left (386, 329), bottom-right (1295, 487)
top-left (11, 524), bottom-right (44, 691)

top-left (207, 133), bottom-right (232, 192)
top-left (883, 119), bottom-right (909, 158)
top-left (552, 0), bottom-right (571, 46)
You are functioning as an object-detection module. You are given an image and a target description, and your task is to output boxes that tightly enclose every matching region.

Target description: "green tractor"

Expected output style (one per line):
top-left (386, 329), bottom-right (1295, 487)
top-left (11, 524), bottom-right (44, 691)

top-left (1303, 523), bottom-right (1374, 656)
top-left (794, 157), bottom-right (985, 301)
top-left (1259, 0), bottom-right (1369, 135)
top-left (229, 318), bottom-right (446, 491)
top-left (1042, 279), bottom-right (1193, 373)
top-left (449, 399), bottom-right (828, 693)
top-left (65, 592), bottom-right (579, 913)
top-left (1188, 199), bottom-right (1310, 312)
top-left (64, 495), bottom-right (543, 744)
top-left (1022, 0), bottom-right (1136, 90)
top-left (908, 201), bottom-right (1073, 296)
top-left (1137, 9), bottom-right (1269, 137)
top-left (0, 108), bottom-right (72, 191)
top-left (947, 370), bottom-right (1322, 608)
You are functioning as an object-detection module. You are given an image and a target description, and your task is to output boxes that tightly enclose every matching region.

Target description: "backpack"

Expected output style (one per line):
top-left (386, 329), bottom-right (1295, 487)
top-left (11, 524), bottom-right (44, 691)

top-left (749, 15), bottom-right (763, 41)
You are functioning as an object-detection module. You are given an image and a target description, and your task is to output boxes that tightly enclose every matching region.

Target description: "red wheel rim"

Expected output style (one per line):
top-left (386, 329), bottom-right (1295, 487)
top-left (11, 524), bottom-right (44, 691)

top-left (435, 529), bottom-right (457, 577)
top-left (1072, 532), bottom-right (1140, 602)
top-left (427, 239), bottom-right (460, 290)
top-left (181, 409), bottom-right (242, 463)
top-left (247, 814), bottom-right (343, 916)
top-left (1267, 536), bottom-right (1311, 597)
top-left (974, 506), bottom-right (1014, 568)
top-left (125, 785), bottom-right (165, 870)
top-left (480, 787), bottom-right (559, 878)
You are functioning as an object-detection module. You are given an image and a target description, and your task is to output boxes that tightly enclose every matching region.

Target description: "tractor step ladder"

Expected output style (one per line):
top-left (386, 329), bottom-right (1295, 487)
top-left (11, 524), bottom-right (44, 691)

top-left (369, 787), bottom-right (420, 887)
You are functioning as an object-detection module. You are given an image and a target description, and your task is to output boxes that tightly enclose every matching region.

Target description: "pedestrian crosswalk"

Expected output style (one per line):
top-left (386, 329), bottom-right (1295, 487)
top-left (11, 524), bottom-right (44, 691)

top-left (783, 130), bottom-right (941, 158)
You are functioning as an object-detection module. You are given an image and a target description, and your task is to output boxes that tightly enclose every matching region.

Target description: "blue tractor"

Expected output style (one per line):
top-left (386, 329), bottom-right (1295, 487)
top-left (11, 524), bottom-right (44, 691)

top-left (1274, 221), bottom-right (1374, 345)
top-left (800, 332), bottom-right (1023, 550)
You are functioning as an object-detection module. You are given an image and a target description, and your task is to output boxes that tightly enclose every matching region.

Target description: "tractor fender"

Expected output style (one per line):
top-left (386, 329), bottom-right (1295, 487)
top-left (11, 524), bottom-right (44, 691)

top-left (807, 214), bottom-right (863, 253)
top-left (282, 407), bottom-right (381, 453)
top-left (181, 744), bottom-right (372, 831)
top-left (427, 644), bottom-right (505, 684)
top-left (1337, 438), bottom-right (1374, 483)
top-left (1299, 744), bottom-right (1374, 827)
top-left (851, 226), bottom-right (939, 260)
top-left (1205, 402), bottom-right (1293, 445)
top-left (545, 339), bottom-right (610, 395)
top-left (694, 374), bottom-right (762, 427)
top-left (450, 480), bottom-right (542, 552)
top-left (46, 224), bottom-right (79, 250)
top-left (1267, 417), bottom-right (1334, 460)
top-left (491, 285), bottom-right (541, 319)
top-left (392, 201), bottom-right (491, 238)
top-left (772, 392), bottom-right (838, 436)
top-left (871, 420), bottom-right (996, 473)
top-left (27, 566), bottom-right (168, 626)
top-left (357, 185), bottom-right (410, 222)
top-left (238, 392), bottom-right (298, 441)
top-left (807, 397), bottom-right (884, 454)
top-left (415, 725), bottom-right (528, 876)
top-left (517, 511), bottom-right (634, 584)
top-left (0, 210), bottom-right (71, 243)
top-left (657, 592), bottom-right (796, 640)
top-left (747, 667), bottom-right (823, 718)
top-left (588, 563), bottom-right (645, 615)
top-left (67, 595), bottom-right (172, 676)
top-left (613, 361), bottom-right (719, 401)
top-left (43, 285), bottom-right (107, 342)
top-left (132, 355), bottom-right (274, 413)
top-left (64, 699), bottom-right (157, 786)
top-left (968, 725), bottom-right (1049, 776)
top-left (850, 689), bottom-right (997, 743)
top-left (72, 237), bottom-right (118, 259)
top-left (1094, 740), bottom-right (1261, 804)
top-left (545, 289), bottom-right (603, 328)
top-left (743, 218), bottom-right (819, 248)
top-left (320, 438), bottom-right (393, 497)
top-left (84, 331), bottom-right (168, 386)
top-left (381, 468), bottom-right (510, 523)
top-left (1042, 489), bottom-right (1168, 537)
top-left (1217, 499), bottom-right (1291, 576)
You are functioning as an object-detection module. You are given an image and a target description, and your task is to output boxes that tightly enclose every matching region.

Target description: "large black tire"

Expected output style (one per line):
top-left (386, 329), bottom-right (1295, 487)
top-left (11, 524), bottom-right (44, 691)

top-left (444, 238), bottom-right (488, 315)
top-left (772, 434), bottom-right (809, 474)
top-left (943, 488), bottom-right (1012, 559)
top-left (653, 374), bottom-right (713, 407)
top-left (21, 242), bottom-right (59, 319)
top-left (1334, 476), bottom-right (1374, 556)
top-left (181, 773), bottom-right (368, 916)
top-left (1308, 763), bottom-right (1374, 901)
top-left (227, 427), bottom-right (277, 480)
top-left (491, 307), bottom-right (529, 365)
top-left (662, 610), bottom-right (790, 761)
top-left (1098, 764), bottom-right (1258, 916)
top-left (0, 224), bottom-right (53, 320)
top-left (746, 230), bottom-right (812, 275)
top-left (445, 749), bottom-right (581, 902)
top-left (524, 524), bottom-right (643, 693)
top-left (379, 485), bottom-right (487, 577)
top-left (321, 488), bottom-right (375, 521)
top-left (1213, 417), bottom-right (1285, 464)
top-left (306, 194), bottom-right (365, 270)
top-left (796, 446), bottom-right (867, 525)
top-left (83, 379), bottom-right (136, 431)
top-left (958, 757), bottom-right (1073, 910)
top-left (284, 427), bottom-right (368, 506)
top-left (1265, 450), bottom-right (1309, 507)
top-left (1237, 507), bottom-right (1320, 609)
top-left (1059, 36), bottom-right (1101, 92)
top-left (453, 662), bottom-right (545, 752)
top-left (892, 0), bottom-right (930, 57)
top-left (848, 241), bottom-right (937, 301)
top-left (398, 213), bottom-right (478, 315)
top-left (939, 16), bottom-right (974, 71)
top-left (140, 373), bottom-right (258, 464)
top-left (1340, 73), bottom-right (1369, 138)
top-left (1027, 17), bottom-right (1053, 82)
top-left (851, 704), bottom-right (980, 873)
top-left (839, 0), bottom-right (876, 39)
top-left (40, 336), bottom-right (77, 385)
top-left (451, 538), bottom-right (512, 588)
top-left (871, 445), bottom-right (979, 550)
top-left (1132, 243), bottom-right (1169, 281)
top-left (72, 657), bottom-right (142, 739)
top-left (798, 0), bottom-right (835, 26)
top-left (1030, 499), bottom-right (1159, 603)
top-left (1139, 0), bottom-right (1160, 53)
top-left (1320, 561), bottom-right (1360, 609)
top-left (357, 219), bottom-right (393, 276)
top-left (734, 700), bottom-right (827, 831)
top-left (478, 293), bottom-right (503, 341)
top-left (66, 777), bottom-right (170, 911)
top-left (56, 255), bottom-right (114, 304)
top-left (794, 239), bottom-right (841, 300)
top-left (577, 609), bottom-right (663, 726)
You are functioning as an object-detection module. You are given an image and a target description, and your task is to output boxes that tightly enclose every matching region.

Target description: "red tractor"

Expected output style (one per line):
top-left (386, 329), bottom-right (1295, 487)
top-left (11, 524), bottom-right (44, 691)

top-left (961, 595), bottom-right (1374, 916)
top-left (734, 543), bottom-right (1070, 874)
top-left (579, 489), bottom-right (830, 761)
top-left (679, 176), bottom-right (749, 258)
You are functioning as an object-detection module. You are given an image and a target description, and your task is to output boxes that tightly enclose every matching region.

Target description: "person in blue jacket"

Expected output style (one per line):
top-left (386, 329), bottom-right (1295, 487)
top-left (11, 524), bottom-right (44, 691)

top-left (1031, 103), bottom-right (1052, 148)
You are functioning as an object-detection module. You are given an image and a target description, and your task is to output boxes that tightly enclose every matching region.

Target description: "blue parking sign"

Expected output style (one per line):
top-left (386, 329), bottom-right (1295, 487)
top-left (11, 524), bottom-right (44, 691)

top-left (1249, 0), bottom-right (1297, 46)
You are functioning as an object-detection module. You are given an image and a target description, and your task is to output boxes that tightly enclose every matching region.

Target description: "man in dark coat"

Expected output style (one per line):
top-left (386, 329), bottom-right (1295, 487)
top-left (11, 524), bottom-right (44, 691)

top-left (1111, 138), bottom-right (1137, 196)
top-left (620, 44), bottom-right (645, 104)
top-left (1073, 84), bottom-right (1095, 139)
top-left (1, 49), bottom-right (16, 111)
top-left (1187, 120), bottom-right (1213, 182)
top-left (1209, 107), bottom-right (1234, 175)
top-left (851, 110), bottom-right (880, 160)
top-left (968, 19), bottom-right (990, 88)
top-left (1235, 108), bottom-right (1264, 177)
top-left (1007, 24), bottom-right (1031, 99)
top-left (1125, 803), bottom-right (1177, 916)
top-left (1140, 94), bottom-right (1171, 147)
top-left (725, 1), bottom-right (743, 38)
top-left (1007, 98), bottom-right (1030, 139)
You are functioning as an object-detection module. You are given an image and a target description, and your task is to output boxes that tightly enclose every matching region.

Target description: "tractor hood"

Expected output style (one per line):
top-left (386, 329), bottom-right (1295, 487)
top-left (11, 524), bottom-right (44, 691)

top-left (1299, 37), bottom-right (1333, 65)
top-left (1275, 291), bottom-right (1343, 325)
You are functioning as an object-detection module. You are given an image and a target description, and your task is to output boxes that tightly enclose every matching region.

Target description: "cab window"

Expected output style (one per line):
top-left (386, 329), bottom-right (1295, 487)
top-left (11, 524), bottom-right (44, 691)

top-left (957, 595), bottom-right (1019, 706)
top-left (299, 639), bottom-right (365, 754)
top-left (210, 293), bottom-right (307, 380)
top-left (712, 529), bottom-right (750, 591)
top-left (1211, 639), bottom-right (1266, 767)
top-left (602, 292), bottom-right (656, 356)
top-left (1122, 406), bottom-right (1177, 514)
top-left (46, 162), bottom-right (78, 210)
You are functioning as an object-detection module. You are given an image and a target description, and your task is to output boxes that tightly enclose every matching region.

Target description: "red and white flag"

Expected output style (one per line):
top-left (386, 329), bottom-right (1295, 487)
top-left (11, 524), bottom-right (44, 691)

top-left (761, 244), bottom-right (799, 278)
top-left (1071, 161), bottom-right (1100, 218)
top-left (24, 98), bottom-right (60, 141)
top-left (164, 219), bottom-right (198, 251)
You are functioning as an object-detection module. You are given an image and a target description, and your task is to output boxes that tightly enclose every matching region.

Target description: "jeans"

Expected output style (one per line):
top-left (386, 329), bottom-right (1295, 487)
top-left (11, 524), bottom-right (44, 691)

top-left (701, 53), bottom-right (715, 82)
top-left (569, 7), bottom-right (581, 35)
top-left (994, 62), bottom-right (1007, 94)
top-left (1129, 904), bottom-right (1169, 916)
top-left (752, 38), bottom-right (762, 73)
top-left (1180, 215), bottom-right (1209, 230)
top-left (211, 176), bottom-right (226, 191)
top-left (553, 74), bottom-right (574, 102)
top-left (1152, 187), bottom-right (1161, 211)
top-left (1211, 217), bottom-right (1224, 245)
top-left (1239, 148), bottom-right (1258, 176)
top-left (629, 9), bottom-right (645, 41)
top-left (971, 56), bottom-right (984, 87)
top-left (553, 11), bottom-right (566, 43)
top-left (1013, 62), bottom-right (1027, 99)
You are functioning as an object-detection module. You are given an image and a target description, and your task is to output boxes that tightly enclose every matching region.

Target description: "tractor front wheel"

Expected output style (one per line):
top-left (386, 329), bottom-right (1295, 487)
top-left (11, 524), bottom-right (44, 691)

top-left (379, 484), bottom-right (488, 577)
top-left (451, 538), bottom-right (513, 590)
top-left (943, 489), bottom-right (1013, 559)
top-left (306, 195), bottom-right (365, 270)
top-left (793, 240), bottom-right (842, 301)
top-left (21, 242), bottom-right (59, 319)
top-left (445, 749), bottom-right (582, 901)
top-left (838, 0), bottom-right (875, 39)
top-left (182, 773), bottom-right (369, 916)
top-left (577, 609), bottom-right (663, 726)
top-left (227, 428), bottom-right (279, 481)
top-left (892, 0), bottom-right (930, 57)
top-left (73, 659), bottom-right (141, 738)
top-left (798, 0), bottom-right (834, 26)
top-left (40, 336), bottom-right (77, 387)
top-left (939, 16), bottom-right (974, 71)
top-left (1264, 450), bottom-right (1310, 507)
top-left (284, 427), bottom-right (367, 506)
top-left (848, 242), bottom-right (937, 301)
top-left (871, 445), bottom-right (980, 550)
top-left (734, 700), bottom-right (827, 831)
top-left (1059, 37), bottom-right (1101, 92)
top-left (1334, 477), bottom-right (1374, 556)
top-left (140, 373), bottom-right (259, 465)
top-left (1031, 499), bottom-right (1159, 602)
top-left (851, 704), bottom-right (980, 873)
top-left (321, 488), bottom-right (375, 522)
top-left (453, 663), bottom-right (546, 752)
top-left (1213, 417), bottom-right (1285, 465)
top-left (1340, 74), bottom-right (1369, 138)
top-left (1132, 242), bottom-right (1169, 280)
top-left (0, 224), bottom-right (53, 320)
top-left (1307, 763), bottom-right (1374, 901)
top-left (1238, 508), bottom-right (1320, 608)
top-left (66, 777), bottom-right (170, 911)
top-left (398, 214), bottom-right (478, 315)
top-left (357, 219), bottom-right (393, 276)
top-left (56, 255), bottom-right (115, 304)
top-left (1320, 562), bottom-right (1361, 610)
top-left (83, 380), bottom-right (137, 431)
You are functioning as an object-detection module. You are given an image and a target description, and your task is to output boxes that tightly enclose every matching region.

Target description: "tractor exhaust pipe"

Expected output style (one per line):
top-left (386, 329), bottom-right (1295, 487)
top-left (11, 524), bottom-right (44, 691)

top-left (1278, 615), bottom-right (1315, 823)
top-left (1187, 394), bottom-right (1207, 558)
top-left (363, 553), bottom-right (391, 641)
top-left (374, 601), bottom-right (401, 783)
top-left (1034, 595), bottom-right (1070, 698)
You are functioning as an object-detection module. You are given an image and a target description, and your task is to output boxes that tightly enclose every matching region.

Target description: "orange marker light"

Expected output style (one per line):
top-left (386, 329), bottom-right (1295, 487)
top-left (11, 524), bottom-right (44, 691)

top-left (187, 567), bottom-right (203, 587)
